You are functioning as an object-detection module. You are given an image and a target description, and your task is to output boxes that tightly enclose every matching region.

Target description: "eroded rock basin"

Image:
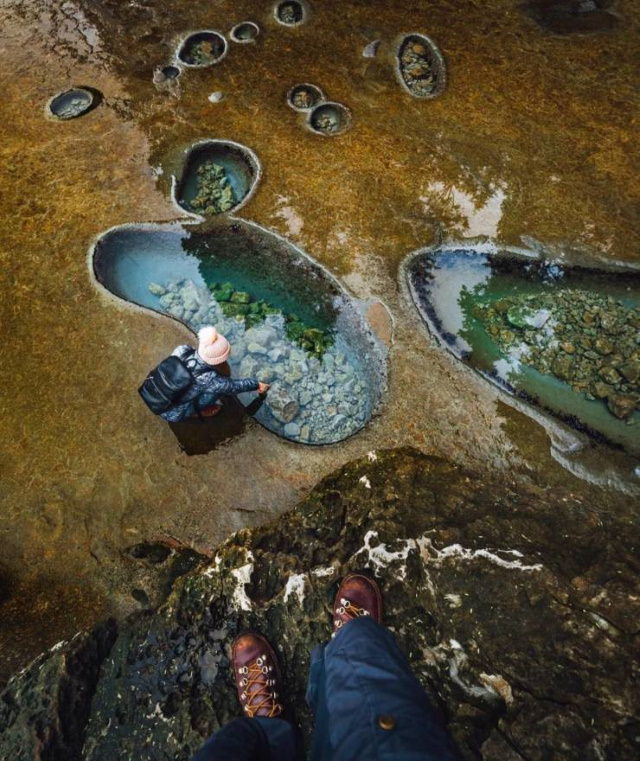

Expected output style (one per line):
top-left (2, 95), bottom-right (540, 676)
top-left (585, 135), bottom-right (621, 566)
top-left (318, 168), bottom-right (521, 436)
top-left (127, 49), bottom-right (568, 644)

top-left (93, 220), bottom-right (386, 444)
top-left (174, 140), bottom-right (260, 216)
top-left (406, 245), bottom-right (640, 454)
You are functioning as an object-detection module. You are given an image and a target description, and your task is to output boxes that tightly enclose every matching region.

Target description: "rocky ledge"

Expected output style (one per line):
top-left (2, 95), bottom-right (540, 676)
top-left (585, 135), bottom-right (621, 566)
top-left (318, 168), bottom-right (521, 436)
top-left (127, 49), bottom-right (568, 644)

top-left (1, 448), bottom-right (638, 760)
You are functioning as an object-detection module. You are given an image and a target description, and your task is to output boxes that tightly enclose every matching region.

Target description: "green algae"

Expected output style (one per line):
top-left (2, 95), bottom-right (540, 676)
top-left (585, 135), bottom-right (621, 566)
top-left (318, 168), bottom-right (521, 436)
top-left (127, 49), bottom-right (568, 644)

top-left (209, 280), bottom-right (334, 357)
top-left (189, 161), bottom-right (236, 215)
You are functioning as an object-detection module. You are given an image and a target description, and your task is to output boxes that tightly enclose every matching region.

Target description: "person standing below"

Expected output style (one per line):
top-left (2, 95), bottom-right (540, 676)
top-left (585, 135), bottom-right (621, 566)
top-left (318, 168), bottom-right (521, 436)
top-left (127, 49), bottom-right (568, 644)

top-left (191, 574), bottom-right (463, 761)
top-left (139, 326), bottom-right (269, 423)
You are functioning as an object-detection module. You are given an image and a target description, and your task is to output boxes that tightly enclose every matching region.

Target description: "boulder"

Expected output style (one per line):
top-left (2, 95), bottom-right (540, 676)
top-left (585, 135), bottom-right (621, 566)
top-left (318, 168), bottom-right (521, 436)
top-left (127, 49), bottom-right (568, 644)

top-left (1, 450), bottom-right (638, 761)
top-left (267, 386), bottom-right (300, 424)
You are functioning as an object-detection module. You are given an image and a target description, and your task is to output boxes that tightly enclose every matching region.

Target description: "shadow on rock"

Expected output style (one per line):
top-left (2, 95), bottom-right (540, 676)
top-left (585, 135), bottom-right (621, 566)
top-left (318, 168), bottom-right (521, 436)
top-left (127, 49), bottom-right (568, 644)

top-left (168, 395), bottom-right (266, 456)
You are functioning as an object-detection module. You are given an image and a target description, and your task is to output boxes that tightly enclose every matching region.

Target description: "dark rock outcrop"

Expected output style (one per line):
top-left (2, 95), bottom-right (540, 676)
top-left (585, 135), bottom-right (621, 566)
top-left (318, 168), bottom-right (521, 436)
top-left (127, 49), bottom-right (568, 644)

top-left (1, 449), bottom-right (638, 760)
top-left (0, 620), bottom-right (117, 760)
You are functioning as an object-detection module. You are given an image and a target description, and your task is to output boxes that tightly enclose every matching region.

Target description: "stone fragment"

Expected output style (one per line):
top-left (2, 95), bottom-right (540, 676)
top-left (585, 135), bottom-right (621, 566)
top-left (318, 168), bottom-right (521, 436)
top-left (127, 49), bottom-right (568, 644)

top-left (283, 422), bottom-right (301, 438)
top-left (599, 366), bottom-right (621, 386)
top-left (267, 386), bottom-right (300, 424)
top-left (594, 337), bottom-right (614, 355)
top-left (619, 361), bottom-right (640, 385)
top-left (148, 282), bottom-right (167, 296)
top-left (607, 394), bottom-right (638, 420)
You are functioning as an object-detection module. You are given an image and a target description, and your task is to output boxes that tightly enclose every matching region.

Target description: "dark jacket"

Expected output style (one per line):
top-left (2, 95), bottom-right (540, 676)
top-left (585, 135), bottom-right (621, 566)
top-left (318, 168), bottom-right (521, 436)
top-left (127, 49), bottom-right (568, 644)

top-left (159, 345), bottom-right (259, 422)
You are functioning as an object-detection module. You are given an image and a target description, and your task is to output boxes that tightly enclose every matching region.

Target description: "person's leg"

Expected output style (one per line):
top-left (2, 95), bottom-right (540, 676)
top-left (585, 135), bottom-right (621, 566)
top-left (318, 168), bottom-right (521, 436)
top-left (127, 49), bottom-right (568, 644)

top-left (307, 574), bottom-right (462, 761)
top-left (191, 632), bottom-right (301, 761)
top-left (191, 716), bottom-right (297, 761)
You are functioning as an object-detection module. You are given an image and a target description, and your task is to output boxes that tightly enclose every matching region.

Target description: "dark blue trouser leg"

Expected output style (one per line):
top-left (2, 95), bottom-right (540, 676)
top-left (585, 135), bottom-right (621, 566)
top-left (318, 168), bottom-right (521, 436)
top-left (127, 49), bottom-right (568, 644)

top-left (191, 716), bottom-right (300, 761)
top-left (306, 617), bottom-right (463, 761)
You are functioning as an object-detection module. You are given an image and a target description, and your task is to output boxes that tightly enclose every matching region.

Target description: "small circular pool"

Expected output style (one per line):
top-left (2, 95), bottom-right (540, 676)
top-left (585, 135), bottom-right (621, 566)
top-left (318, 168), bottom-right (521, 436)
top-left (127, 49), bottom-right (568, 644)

top-left (177, 31), bottom-right (227, 67)
top-left (287, 83), bottom-right (325, 111)
top-left (230, 22), bottom-right (260, 43)
top-left (173, 140), bottom-right (261, 217)
top-left (48, 87), bottom-right (97, 120)
top-left (308, 102), bottom-right (352, 136)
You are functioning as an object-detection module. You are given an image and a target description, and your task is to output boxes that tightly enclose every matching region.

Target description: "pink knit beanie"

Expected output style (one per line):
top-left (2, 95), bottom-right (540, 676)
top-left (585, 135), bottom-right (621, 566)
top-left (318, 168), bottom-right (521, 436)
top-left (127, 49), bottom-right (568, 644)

top-left (197, 326), bottom-right (231, 365)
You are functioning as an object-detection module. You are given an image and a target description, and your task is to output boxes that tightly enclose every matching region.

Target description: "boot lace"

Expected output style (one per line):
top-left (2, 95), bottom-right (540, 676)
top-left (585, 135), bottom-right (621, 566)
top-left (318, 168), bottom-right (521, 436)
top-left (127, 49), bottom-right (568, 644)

top-left (333, 597), bottom-right (370, 635)
top-left (238, 655), bottom-right (283, 718)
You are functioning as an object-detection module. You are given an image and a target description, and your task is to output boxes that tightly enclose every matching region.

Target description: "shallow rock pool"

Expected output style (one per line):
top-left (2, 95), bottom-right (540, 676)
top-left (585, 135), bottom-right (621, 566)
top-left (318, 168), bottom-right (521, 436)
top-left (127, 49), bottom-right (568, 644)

top-left (93, 220), bottom-right (386, 444)
top-left (406, 245), bottom-right (640, 454)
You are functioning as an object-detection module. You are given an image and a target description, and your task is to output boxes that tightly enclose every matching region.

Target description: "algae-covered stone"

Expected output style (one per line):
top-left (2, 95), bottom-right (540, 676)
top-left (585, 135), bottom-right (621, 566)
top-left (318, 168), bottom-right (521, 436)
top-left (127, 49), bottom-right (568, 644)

top-left (481, 287), bottom-right (639, 422)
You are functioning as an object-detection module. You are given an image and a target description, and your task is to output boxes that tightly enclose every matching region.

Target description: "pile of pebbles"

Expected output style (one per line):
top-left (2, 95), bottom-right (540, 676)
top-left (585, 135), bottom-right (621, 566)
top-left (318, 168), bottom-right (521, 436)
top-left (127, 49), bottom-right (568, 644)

top-left (148, 279), bottom-right (371, 443)
top-left (476, 290), bottom-right (640, 421)
top-left (189, 162), bottom-right (236, 214)
top-left (397, 34), bottom-right (445, 98)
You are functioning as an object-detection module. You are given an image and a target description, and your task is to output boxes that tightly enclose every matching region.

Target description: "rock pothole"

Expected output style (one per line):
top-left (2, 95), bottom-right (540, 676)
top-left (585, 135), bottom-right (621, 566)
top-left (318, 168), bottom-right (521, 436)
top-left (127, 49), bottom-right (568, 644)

top-left (173, 140), bottom-right (261, 217)
top-left (47, 87), bottom-right (100, 120)
top-left (307, 102), bottom-right (352, 136)
top-left (404, 244), bottom-right (640, 454)
top-left (274, 1), bottom-right (306, 26)
top-left (287, 83), bottom-right (325, 111)
top-left (230, 21), bottom-right (260, 43)
top-left (177, 31), bottom-right (227, 67)
top-left (395, 33), bottom-right (446, 99)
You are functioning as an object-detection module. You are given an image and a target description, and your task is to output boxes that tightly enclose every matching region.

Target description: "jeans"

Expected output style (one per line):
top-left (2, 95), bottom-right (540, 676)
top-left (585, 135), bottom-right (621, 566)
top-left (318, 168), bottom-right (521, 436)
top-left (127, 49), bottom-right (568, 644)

top-left (192, 618), bottom-right (462, 761)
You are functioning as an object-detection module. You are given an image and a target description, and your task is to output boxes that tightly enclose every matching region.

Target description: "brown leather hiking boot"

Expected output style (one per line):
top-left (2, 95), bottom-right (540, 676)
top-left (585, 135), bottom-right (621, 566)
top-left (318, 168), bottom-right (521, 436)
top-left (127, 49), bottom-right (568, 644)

top-left (231, 632), bottom-right (284, 718)
top-left (332, 573), bottom-right (383, 637)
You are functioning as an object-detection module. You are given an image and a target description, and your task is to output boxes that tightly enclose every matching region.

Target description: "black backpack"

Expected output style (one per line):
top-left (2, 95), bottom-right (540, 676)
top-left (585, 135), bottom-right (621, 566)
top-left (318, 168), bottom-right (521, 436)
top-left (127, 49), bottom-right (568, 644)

top-left (139, 354), bottom-right (196, 415)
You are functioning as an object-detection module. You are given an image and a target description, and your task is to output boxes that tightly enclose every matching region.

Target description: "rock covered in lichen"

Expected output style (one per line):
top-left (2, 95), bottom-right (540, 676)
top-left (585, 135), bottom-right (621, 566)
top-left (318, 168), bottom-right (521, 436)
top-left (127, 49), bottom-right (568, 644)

top-left (1, 448), bottom-right (638, 761)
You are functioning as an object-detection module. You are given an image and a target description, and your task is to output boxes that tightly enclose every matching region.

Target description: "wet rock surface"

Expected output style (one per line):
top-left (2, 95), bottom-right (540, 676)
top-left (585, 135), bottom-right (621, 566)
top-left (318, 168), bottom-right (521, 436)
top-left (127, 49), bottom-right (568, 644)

top-left (177, 32), bottom-right (226, 67)
top-left (523, 0), bottom-right (619, 34)
top-left (1, 448), bottom-right (638, 760)
top-left (4, 0), bottom-right (640, 700)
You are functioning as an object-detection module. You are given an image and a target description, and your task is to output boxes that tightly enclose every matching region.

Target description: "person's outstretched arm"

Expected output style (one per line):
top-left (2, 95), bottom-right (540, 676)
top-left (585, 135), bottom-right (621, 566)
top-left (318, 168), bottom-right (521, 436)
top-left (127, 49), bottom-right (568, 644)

top-left (196, 372), bottom-right (260, 398)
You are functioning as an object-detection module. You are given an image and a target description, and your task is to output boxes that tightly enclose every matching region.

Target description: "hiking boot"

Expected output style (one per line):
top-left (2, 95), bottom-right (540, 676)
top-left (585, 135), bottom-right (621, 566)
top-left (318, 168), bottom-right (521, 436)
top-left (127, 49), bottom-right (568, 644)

top-left (332, 573), bottom-right (383, 637)
top-left (231, 632), bottom-right (284, 718)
